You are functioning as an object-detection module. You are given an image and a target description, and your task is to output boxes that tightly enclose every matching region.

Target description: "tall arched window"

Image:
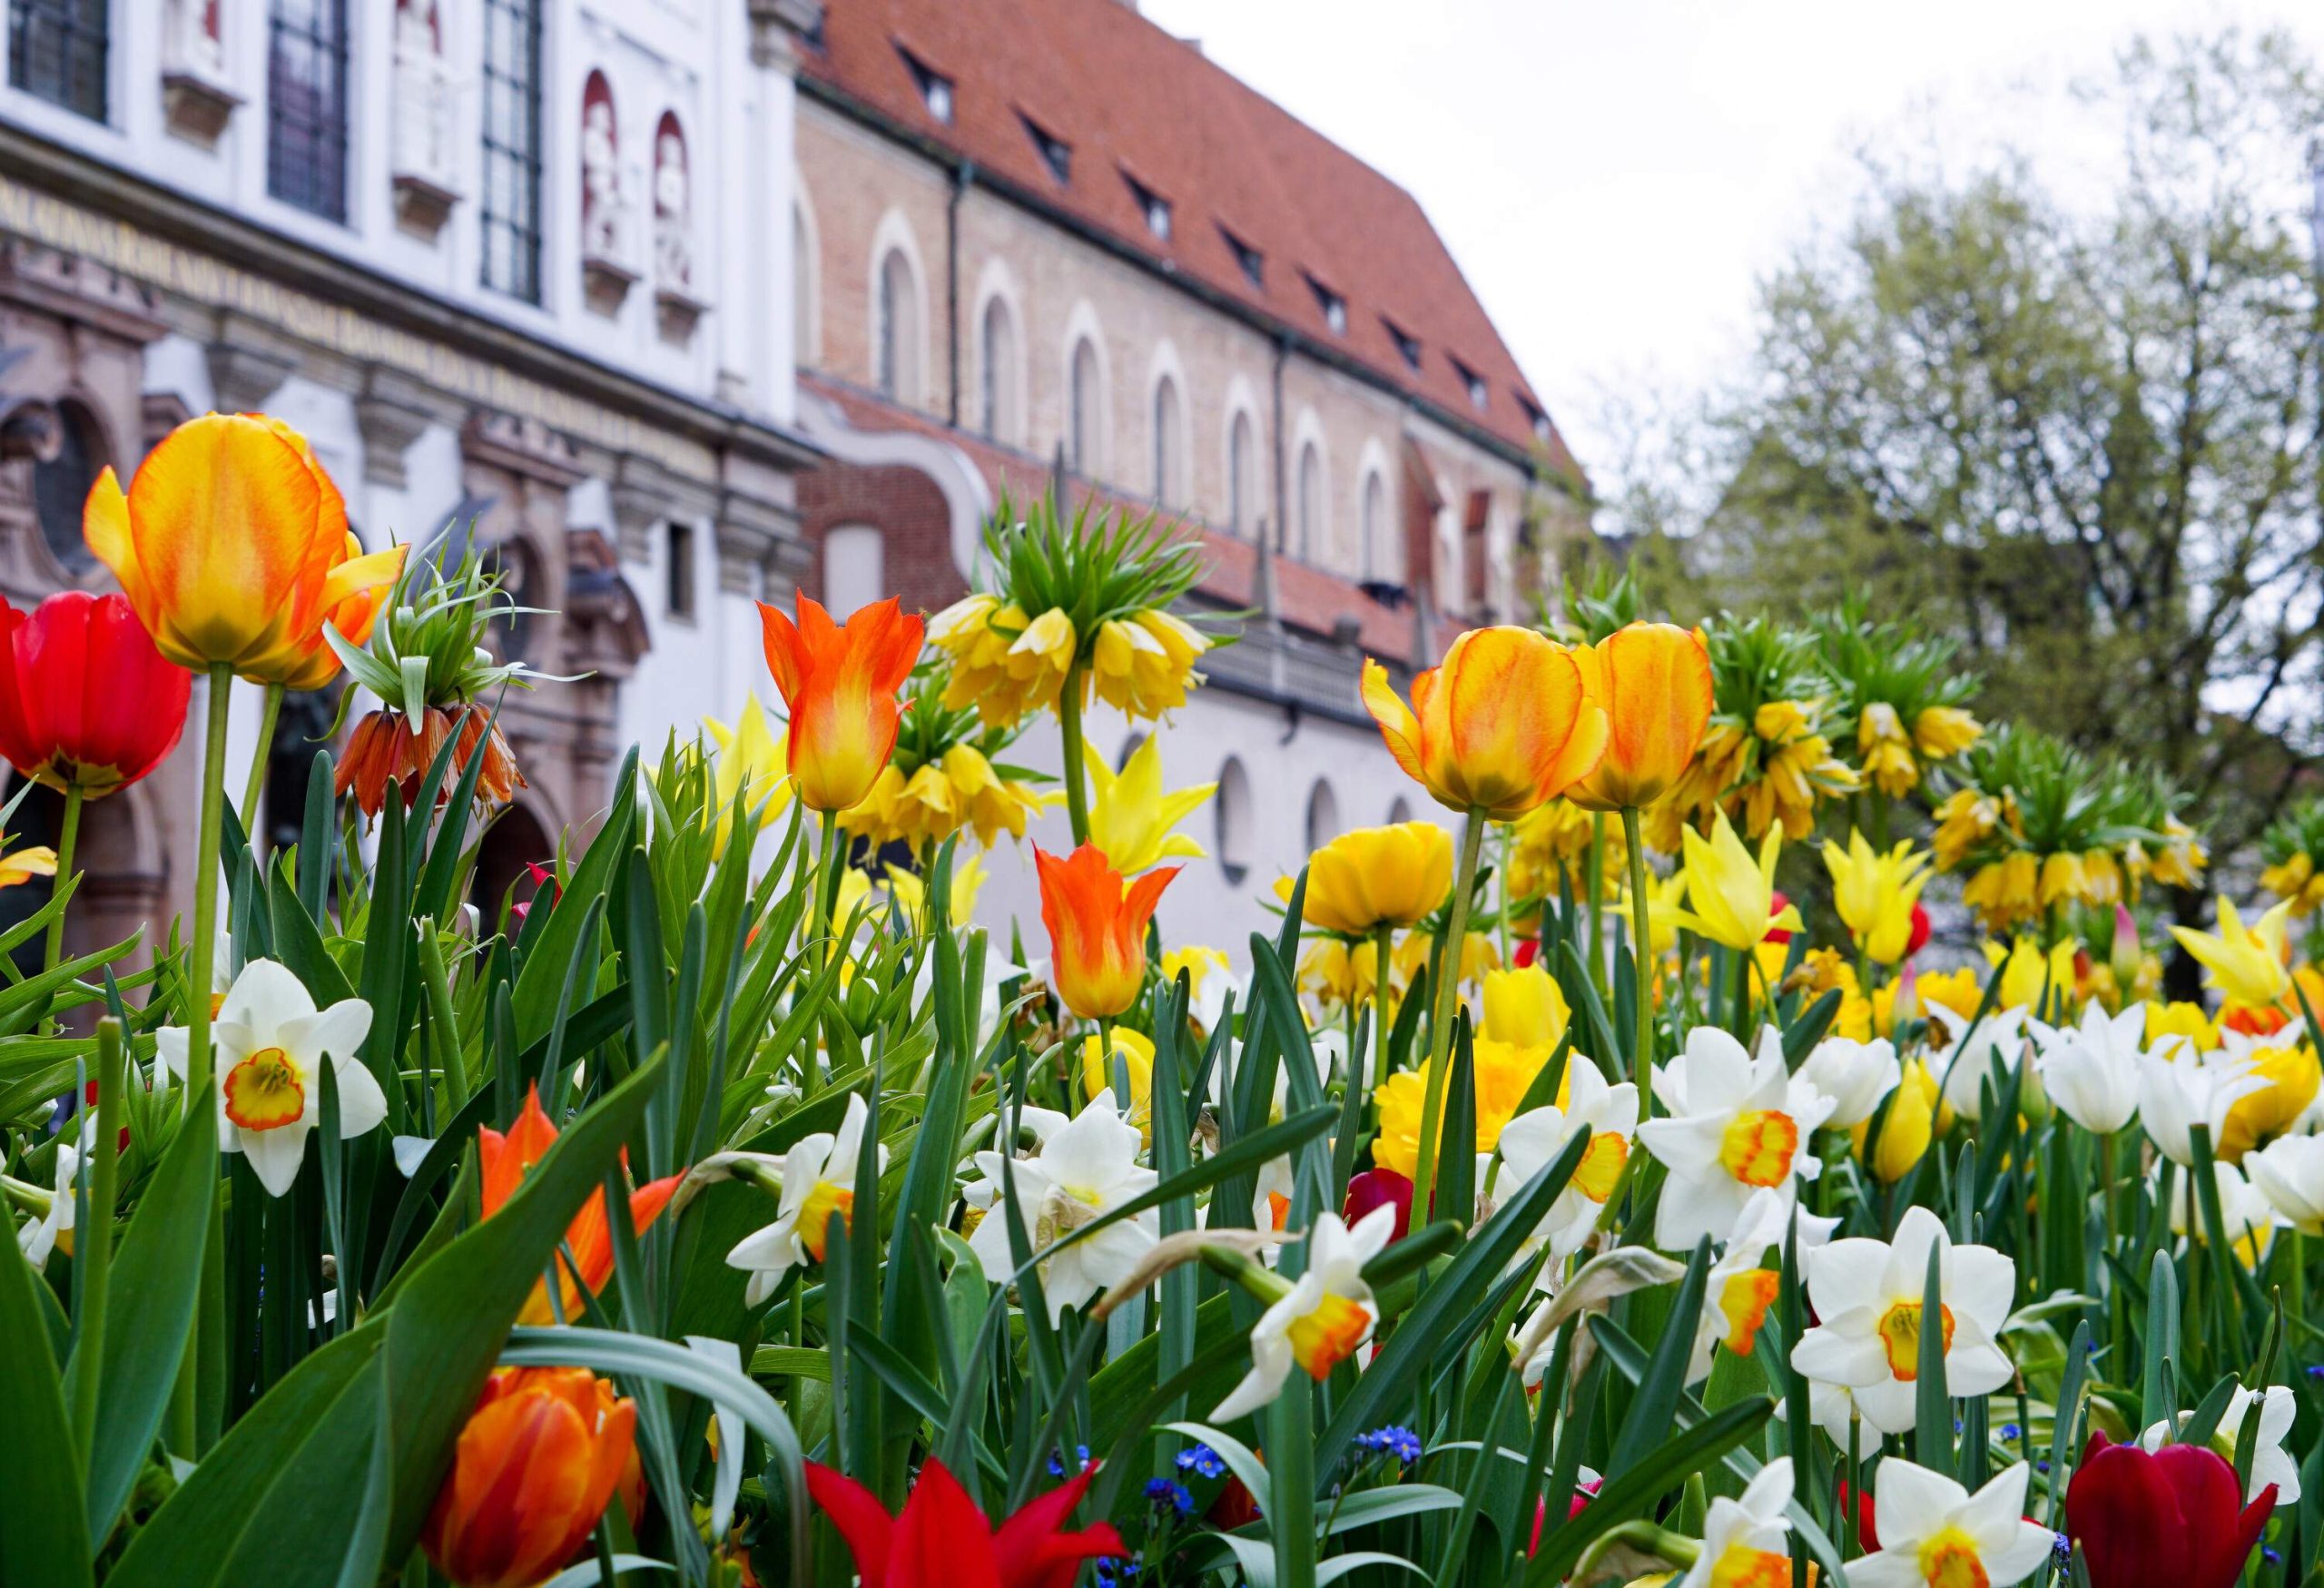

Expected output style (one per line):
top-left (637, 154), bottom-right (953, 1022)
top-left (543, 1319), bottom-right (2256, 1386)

top-left (793, 206), bottom-right (814, 364)
top-left (1068, 338), bottom-right (1101, 474)
top-left (979, 296), bottom-right (1018, 441)
top-left (1361, 470), bottom-right (1389, 580)
top-left (1296, 442), bottom-right (1323, 560)
top-left (1215, 756), bottom-right (1254, 885)
top-left (876, 249), bottom-right (918, 402)
top-left (1305, 780), bottom-right (1340, 851)
top-left (1227, 411), bottom-right (1256, 537)
top-left (824, 525), bottom-right (886, 618)
top-left (1151, 376), bottom-right (1183, 508)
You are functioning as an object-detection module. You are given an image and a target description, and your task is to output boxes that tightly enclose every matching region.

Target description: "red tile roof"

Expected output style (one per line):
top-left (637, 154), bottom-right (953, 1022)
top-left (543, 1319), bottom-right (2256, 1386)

top-left (798, 0), bottom-right (1574, 470)
top-left (803, 371), bottom-right (1425, 663)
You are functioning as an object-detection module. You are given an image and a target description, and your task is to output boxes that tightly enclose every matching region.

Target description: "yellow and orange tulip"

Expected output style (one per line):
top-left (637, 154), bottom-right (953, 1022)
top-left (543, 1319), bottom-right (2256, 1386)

top-left (422, 1366), bottom-right (641, 1588)
top-left (756, 591), bottom-right (923, 812)
top-left (1359, 626), bottom-right (1608, 820)
top-left (83, 413), bottom-right (405, 685)
top-left (1567, 621), bottom-right (1713, 813)
top-left (478, 1084), bottom-right (682, 1327)
top-left (1035, 842), bottom-right (1177, 1020)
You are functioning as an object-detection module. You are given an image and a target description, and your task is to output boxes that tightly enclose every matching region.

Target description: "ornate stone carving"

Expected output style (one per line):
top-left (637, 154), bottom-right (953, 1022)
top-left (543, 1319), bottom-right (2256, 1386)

top-left (162, 0), bottom-right (241, 149)
top-left (651, 112), bottom-right (705, 345)
top-left (579, 72), bottom-right (635, 317)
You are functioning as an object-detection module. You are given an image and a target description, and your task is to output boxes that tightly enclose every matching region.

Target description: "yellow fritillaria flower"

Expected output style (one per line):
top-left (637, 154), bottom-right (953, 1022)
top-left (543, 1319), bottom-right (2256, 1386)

top-left (1089, 608), bottom-right (1211, 720)
top-left (1085, 735), bottom-right (1214, 874)
top-left (1821, 830), bottom-right (1931, 965)
top-left (701, 692), bottom-right (792, 858)
top-left (931, 596), bottom-right (1076, 728)
top-left (835, 761), bottom-right (958, 851)
top-left (1664, 810), bottom-right (1803, 952)
top-left (940, 743), bottom-right (1059, 847)
top-left (1856, 702), bottom-right (1920, 797)
top-left (881, 852), bottom-right (988, 931)
top-left (1912, 705), bottom-right (1982, 761)
top-left (2169, 896), bottom-right (2295, 1013)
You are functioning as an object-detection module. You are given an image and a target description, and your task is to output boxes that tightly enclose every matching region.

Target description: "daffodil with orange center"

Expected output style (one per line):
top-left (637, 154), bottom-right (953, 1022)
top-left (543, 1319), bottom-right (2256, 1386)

top-left (1686, 1189), bottom-right (1837, 1384)
top-left (1638, 1026), bottom-right (1834, 1248)
top-left (479, 1083), bottom-right (684, 1325)
top-left (83, 412), bottom-right (405, 684)
top-left (1671, 1457), bottom-right (1806, 1588)
top-left (756, 591), bottom-right (923, 812)
top-left (1211, 1206), bottom-right (1396, 1420)
top-left (1360, 626), bottom-right (1609, 821)
top-left (1492, 1052), bottom-right (1640, 1268)
top-left (1034, 842), bottom-right (1177, 1021)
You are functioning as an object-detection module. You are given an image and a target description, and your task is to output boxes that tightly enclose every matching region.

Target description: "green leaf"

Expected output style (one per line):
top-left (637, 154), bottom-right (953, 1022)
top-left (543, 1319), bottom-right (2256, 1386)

top-left (1915, 1235), bottom-right (1952, 1477)
top-left (73, 1070), bottom-right (218, 1548)
top-left (0, 1212), bottom-right (94, 1587)
top-left (2141, 1248), bottom-right (2179, 1421)
top-left (1527, 1396), bottom-right (1775, 1583)
top-left (1605, 1236), bottom-right (1713, 1479)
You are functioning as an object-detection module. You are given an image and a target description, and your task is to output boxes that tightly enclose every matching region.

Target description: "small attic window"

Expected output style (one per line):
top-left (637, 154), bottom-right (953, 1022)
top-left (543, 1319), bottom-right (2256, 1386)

top-left (1383, 317), bottom-right (1422, 372)
top-left (1126, 174), bottom-right (1171, 241)
top-left (1451, 355), bottom-right (1488, 412)
top-left (899, 47), bottom-right (953, 123)
top-left (1221, 226), bottom-right (1264, 288)
top-left (1306, 273), bottom-right (1345, 335)
top-left (1518, 395), bottom-right (1551, 441)
top-left (1022, 113), bottom-right (1071, 182)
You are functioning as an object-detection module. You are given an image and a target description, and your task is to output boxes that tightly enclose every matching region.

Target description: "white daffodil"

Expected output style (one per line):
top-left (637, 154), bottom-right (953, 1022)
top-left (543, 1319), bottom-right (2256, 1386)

top-left (1789, 1205), bottom-right (2014, 1437)
top-left (965, 1089), bottom-right (1157, 1322)
top-left (1211, 1205), bottom-right (1394, 1421)
top-left (1638, 1026), bottom-right (1834, 1250)
top-left (960, 1102), bottom-right (1070, 1217)
top-left (1673, 1456), bottom-right (1797, 1588)
top-left (2141, 1383), bottom-right (2300, 1506)
top-left (2137, 1041), bottom-right (2267, 1168)
top-left (726, 1092), bottom-right (886, 1306)
top-left (2247, 1132), bottom-right (2324, 1232)
top-left (156, 959), bottom-right (380, 1198)
top-left (1932, 1001), bottom-right (2029, 1123)
top-left (1685, 1189), bottom-right (1837, 1386)
top-left (1491, 1053), bottom-right (1640, 1272)
top-left (1795, 1035), bottom-right (1901, 1129)
top-left (1846, 1459), bottom-right (2055, 1588)
top-left (16, 1118), bottom-right (96, 1270)
top-left (2028, 1001), bottom-right (2146, 1135)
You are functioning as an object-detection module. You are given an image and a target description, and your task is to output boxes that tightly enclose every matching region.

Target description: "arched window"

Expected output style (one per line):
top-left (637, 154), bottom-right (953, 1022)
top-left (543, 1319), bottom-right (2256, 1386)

top-left (31, 400), bottom-right (103, 574)
top-left (1296, 442), bottom-right (1323, 560)
top-left (1387, 796), bottom-right (1414, 825)
top-left (979, 296), bottom-right (1018, 441)
top-left (1215, 756), bottom-right (1254, 885)
top-left (793, 205), bottom-right (815, 364)
top-left (876, 249), bottom-right (919, 402)
top-left (1361, 470), bottom-right (1389, 580)
top-left (1227, 411), bottom-right (1256, 537)
top-left (1305, 781), bottom-right (1340, 852)
top-left (1150, 376), bottom-right (1183, 508)
top-left (824, 525), bottom-right (886, 618)
top-left (1068, 338), bottom-right (1101, 474)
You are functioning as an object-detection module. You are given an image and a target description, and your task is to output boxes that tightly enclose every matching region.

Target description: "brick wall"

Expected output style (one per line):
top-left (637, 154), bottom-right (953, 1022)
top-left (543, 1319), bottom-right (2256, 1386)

top-left (797, 460), bottom-right (965, 617)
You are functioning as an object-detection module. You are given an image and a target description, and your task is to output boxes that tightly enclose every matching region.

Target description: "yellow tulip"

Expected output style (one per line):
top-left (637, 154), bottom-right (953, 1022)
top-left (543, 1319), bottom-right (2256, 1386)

top-left (1985, 936), bottom-right (2076, 1016)
top-left (701, 693), bottom-right (792, 857)
top-left (1664, 810), bottom-right (1803, 952)
top-left (1566, 622), bottom-right (1712, 813)
top-left (84, 412), bottom-right (405, 683)
top-left (1360, 626), bottom-right (1608, 821)
top-left (1821, 830), bottom-right (1931, 965)
top-left (2169, 897), bottom-right (2294, 1013)
top-left (1085, 735), bottom-right (1213, 874)
top-left (1373, 1038), bottom-right (1555, 1181)
top-left (2218, 1037), bottom-right (2320, 1160)
top-left (1618, 868), bottom-right (1689, 960)
top-left (1080, 1024), bottom-right (1157, 1129)
top-left (1303, 823), bottom-right (1452, 935)
top-left (1852, 1058), bottom-right (1938, 1181)
top-left (1481, 963), bottom-right (1571, 1052)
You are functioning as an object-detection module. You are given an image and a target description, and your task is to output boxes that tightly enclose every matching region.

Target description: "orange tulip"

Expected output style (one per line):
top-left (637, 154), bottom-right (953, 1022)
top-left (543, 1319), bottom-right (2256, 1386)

top-left (1567, 622), bottom-right (1713, 813)
top-left (1035, 843), bottom-right (1178, 1021)
top-left (82, 412), bottom-right (405, 685)
top-left (1359, 626), bottom-right (1608, 820)
top-left (273, 532), bottom-right (399, 691)
top-left (422, 1366), bottom-right (640, 1588)
top-left (478, 1084), bottom-right (683, 1327)
top-left (756, 591), bottom-right (923, 812)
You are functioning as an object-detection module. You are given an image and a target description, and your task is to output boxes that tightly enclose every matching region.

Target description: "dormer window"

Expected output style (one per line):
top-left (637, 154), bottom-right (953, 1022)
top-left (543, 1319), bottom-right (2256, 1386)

top-left (1518, 395), bottom-right (1551, 441)
top-left (1126, 173), bottom-right (1171, 241)
top-left (1022, 113), bottom-right (1071, 182)
top-left (899, 47), bottom-right (953, 123)
top-left (1306, 273), bottom-right (1345, 335)
top-left (1383, 317), bottom-right (1422, 372)
top-left (1451, 356), bottom-right (1488, 412)
top-left (1221, 225), bottom-right (1264, 289)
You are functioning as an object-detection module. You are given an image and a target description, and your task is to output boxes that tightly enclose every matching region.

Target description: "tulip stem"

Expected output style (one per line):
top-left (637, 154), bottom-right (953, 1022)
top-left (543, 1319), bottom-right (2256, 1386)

top-left (1372, 923), bottom-right (1393, 1124)
top-left (1413, 812), bottom-right (1485, 1223)
top-left (1588, 814), bottom-right (1608, 998)
top-left (1058, 664), bottom-right (1091, 846)
top-left (1620, 807), bottom-right (1655, 1120)
top-left (186, 664), bottom-right (232, 1110)
top-left (68, 1015), bottom-right (124, 1465)
top-left (240, 683), bottom-right (284, 847)
top-left (42, 784), bottom-right (83, 987)
top-left (806, 813), bottom-right (840, 1097)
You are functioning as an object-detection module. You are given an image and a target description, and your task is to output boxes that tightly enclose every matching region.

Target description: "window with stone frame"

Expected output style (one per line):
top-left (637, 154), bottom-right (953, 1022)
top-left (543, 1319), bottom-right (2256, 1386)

top-left (7, 0), bottom-right (109, 121)
top-left (481, 0), bottom-right (546, 302)
top-left (266, 0), bottom-right (353, 222)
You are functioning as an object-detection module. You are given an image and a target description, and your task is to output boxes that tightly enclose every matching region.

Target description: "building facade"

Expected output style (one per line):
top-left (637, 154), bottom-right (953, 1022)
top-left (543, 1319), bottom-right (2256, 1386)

top-left (788, 0), bottom-right (1586, 944)
top-left (0, 0), bottom-right (821, 954)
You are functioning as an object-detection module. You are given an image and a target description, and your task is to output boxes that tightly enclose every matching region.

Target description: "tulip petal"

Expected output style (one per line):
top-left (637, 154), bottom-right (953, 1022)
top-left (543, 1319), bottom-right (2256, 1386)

top-left (805, 1461), bottom-right (900, 1588)
top-left (1360, 658), bottom-right (1426, 786)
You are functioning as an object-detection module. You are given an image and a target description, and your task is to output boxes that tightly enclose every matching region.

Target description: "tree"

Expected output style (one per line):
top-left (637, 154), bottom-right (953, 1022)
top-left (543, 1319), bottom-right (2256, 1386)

top-left (1618, 28), bottom-right (2324, 875)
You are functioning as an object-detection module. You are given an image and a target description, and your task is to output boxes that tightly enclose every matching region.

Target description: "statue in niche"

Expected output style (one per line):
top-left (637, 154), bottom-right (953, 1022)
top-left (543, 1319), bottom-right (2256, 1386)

top-left (580, 73), bottom-right (625, 264)
top-left (392, 0), bottom-right (456, 197)
top-left (653, 113), bottom-right (692, 291)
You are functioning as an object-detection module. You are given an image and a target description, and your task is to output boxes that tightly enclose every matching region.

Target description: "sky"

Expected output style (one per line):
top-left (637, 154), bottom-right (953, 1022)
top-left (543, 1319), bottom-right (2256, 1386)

top-left (1139, 0), bottom-right (2324, 484)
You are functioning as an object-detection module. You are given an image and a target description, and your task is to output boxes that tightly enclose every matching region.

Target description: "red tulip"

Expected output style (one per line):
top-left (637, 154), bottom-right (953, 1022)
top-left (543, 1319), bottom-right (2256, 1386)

top-left (1343, 1168), bottom-right (1413, 1244)
top-left (806, 1455), bottom-right (1124, 1588)
top-left (2065, 1432), bottom-right (2274, 1588)
top-left (1837, 1478), bottom-right (1879, 1550)
top-left (1762, 891), bottom-right (1794, 946)
top-left (1513, 937), bottom-right (1541, 970)
top-left (1905, 901), bottom-right (1931, 961)
top-left (0, 591), bottom-right (189, 799)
